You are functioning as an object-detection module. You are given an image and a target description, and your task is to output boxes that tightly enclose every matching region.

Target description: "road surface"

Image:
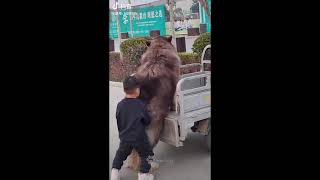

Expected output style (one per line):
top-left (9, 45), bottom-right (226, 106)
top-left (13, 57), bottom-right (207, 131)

top-left (109, 82), bottom-right (211, 180)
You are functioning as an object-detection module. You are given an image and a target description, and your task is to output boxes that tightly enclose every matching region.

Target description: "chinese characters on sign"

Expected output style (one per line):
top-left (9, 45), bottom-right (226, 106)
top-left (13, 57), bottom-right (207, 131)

top-left (109, 4), bottom-right (166, 38)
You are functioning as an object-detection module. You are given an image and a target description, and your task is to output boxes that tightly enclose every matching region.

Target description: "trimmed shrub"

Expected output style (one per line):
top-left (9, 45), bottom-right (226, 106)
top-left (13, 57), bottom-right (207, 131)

top-left (109, 38), bottom-right (150, 82)
top-left (192, 32), bottom-right (211, 57)
top-left (109, 51), bottom-right (202, 81)
top-left (110, 42), bottom-right (206, 81)
top-left (178, 52), bottom-right (199, 65)
top-left (178, 52), bottom-right (201, 74)
top-left (109, 51), bottom-right (120, 63)
top-left (109, 52), bottom-right (136, 82)
top-left (120, 37), bottom-right (149, 67)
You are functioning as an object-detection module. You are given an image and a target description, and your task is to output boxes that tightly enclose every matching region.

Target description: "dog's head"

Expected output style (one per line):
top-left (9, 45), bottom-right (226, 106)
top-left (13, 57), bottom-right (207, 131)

top-left (140, 36), bottom-right (179, 65)
top-left (144, 36), bottom-right (174, 49)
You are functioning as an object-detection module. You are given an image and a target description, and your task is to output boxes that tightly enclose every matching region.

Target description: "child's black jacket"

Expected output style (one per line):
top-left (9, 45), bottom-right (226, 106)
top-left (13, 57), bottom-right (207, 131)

top-left (116, 98), bottom-right (151, 143)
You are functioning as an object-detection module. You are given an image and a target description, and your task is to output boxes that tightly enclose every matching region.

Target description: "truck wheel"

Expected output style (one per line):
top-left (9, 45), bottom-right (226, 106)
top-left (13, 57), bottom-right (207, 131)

top-left (206, 130), bottom-right (211, 151)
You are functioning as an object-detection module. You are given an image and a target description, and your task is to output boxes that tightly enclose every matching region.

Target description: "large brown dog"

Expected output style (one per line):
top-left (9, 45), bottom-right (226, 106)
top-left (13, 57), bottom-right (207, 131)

top-left (124, 36), bottom-right (180, 172)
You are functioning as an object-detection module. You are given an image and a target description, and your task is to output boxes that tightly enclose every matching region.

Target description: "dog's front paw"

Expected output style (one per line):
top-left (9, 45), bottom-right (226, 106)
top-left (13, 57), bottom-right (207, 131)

top-left (149, 162), bottom-right (160, 175)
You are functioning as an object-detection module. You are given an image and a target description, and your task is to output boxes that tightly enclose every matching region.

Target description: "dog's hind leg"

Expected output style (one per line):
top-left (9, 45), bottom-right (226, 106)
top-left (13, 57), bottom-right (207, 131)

top-left (124, 149), bottom-right (140, 172)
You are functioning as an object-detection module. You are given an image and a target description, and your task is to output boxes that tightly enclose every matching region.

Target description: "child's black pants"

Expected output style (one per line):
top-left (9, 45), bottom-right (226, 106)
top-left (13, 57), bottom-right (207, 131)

top-left (112, 141), bottom-right (154, 173)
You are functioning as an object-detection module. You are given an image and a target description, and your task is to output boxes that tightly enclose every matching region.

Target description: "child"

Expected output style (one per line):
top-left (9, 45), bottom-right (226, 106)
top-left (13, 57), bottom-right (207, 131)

top-left (111, 76), bottom-right (155, 180)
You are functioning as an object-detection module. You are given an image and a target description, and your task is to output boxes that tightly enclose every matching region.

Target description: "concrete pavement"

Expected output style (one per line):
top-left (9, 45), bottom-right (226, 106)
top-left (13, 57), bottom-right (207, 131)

top-left (109, 82), bottom-right (211, 180)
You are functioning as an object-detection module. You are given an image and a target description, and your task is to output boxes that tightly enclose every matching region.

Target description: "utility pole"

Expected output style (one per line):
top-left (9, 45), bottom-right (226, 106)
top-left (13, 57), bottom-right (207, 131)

top-left (169, 0), bottom-right (177, 48)
top-left (128, 0), bottom-right (133, 37)
top-left (115, 0), bottom-right (122, 58)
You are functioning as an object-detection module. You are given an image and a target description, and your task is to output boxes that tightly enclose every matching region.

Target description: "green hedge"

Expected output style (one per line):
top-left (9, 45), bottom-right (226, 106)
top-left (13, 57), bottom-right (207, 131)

top-left (109, 51), bottom-right (200, 82)
top-left (120, 37), bottom-right (149, 66)
top-left (109, 52), bottom-right (120, 63)
top-left (110, 35), bottom-right (206, 82)
top-left (178, 52), bottom-right (200, 74)
top-left (178, 52), bottom-right (199, 65)
top-left (192, 32), bottom-right (211, 57)
top-left (109, 52), bottom-right (199, 65)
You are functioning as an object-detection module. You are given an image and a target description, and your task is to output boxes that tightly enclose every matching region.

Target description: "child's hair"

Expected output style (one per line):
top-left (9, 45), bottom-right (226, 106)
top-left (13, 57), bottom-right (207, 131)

top-left (123, 75), bottom-right (139, 94)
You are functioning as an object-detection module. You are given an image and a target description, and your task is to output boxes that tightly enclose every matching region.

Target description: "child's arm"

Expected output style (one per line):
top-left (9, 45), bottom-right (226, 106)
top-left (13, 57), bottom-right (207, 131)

top-left (141, 104), bottom-right (151, 126)
top-left (116, 104), bottom-right (121, 131)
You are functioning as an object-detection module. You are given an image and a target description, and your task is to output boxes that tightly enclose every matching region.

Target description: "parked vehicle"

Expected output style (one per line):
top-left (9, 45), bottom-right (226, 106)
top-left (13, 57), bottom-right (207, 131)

top-left (160, 45), bottom-right (212, 151)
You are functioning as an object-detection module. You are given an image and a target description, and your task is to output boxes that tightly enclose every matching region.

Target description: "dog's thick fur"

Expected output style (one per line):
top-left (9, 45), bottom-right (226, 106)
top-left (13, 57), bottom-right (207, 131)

top-left (125, 36), bottom-right (180, 172)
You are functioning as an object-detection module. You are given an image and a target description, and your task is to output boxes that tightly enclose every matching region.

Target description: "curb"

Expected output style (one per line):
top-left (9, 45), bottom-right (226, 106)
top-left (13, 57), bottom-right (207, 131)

top-left (109, 81), bottom-right (123, 88)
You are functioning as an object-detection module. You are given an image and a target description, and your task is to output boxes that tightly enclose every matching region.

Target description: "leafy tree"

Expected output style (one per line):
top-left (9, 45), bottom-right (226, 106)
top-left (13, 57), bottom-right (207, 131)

top-left (174, 8), bottom-right (184, 17)
top-left (165, 5), bottom-right (170, 22)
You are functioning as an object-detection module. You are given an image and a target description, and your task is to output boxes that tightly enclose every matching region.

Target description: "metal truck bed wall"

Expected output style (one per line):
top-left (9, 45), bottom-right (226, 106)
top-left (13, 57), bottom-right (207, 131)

top-left (160, 45), bottom-right (212, 147)
top-left (160, 72), bottom-right (211, 147)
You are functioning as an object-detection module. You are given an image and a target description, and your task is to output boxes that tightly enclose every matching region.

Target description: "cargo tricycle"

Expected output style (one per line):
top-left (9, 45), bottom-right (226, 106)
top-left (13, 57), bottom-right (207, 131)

top-left (160, 45), bottom-right (212, 151)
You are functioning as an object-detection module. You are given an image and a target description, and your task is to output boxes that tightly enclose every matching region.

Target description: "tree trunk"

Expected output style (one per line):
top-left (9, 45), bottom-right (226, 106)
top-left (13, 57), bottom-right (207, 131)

top-left (128, 0), bottom-right (133, 37)
top-left (115, 0), bottom-right (122, 58)
top-left (169, 0), bottom-right (177, 48)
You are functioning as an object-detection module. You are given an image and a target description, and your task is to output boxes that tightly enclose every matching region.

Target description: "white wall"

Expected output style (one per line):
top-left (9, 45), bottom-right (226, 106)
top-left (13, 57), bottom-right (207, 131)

top-left (185, 36), bottom-right (198, 53)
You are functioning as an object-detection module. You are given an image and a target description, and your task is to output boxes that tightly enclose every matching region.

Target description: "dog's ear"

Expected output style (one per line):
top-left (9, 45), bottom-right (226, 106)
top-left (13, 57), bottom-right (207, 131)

top-left (165, 36), bottom-right (172, 42)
